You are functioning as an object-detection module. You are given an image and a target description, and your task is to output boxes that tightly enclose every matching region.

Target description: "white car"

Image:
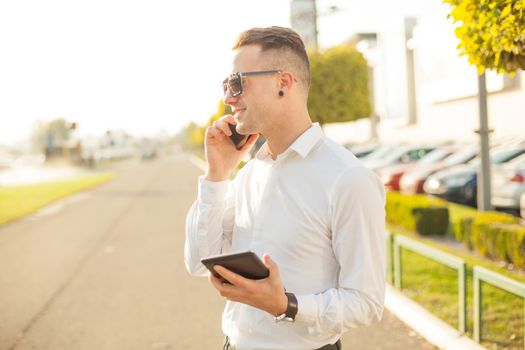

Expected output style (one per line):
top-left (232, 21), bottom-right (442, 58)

top-left (492, 153), bottom-right (525, 210)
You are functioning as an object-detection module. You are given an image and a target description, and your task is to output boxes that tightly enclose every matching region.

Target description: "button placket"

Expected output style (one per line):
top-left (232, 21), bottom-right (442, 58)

top-left (250, 159), bottom-right (280, 247)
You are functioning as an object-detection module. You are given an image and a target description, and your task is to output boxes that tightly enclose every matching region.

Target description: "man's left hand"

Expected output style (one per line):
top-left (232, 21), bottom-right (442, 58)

top-left (209, 254), bottom-right (288, 317)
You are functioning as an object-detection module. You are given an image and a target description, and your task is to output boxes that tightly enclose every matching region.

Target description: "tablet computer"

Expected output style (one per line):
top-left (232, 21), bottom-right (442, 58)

top-left (201, 251), bottom-right (269, 280)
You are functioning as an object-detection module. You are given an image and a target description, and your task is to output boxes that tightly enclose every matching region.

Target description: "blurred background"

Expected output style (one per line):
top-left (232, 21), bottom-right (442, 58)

top-left (1, 0), bottom-right (524, 216)
top-left (1, 1), bottom-right (525, 350)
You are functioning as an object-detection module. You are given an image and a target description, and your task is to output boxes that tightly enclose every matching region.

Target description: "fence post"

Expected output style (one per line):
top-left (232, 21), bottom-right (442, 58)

top-left (458, 262), bottom-right (467, 334)
top-left (393, 238), bottom-right (402, 289)
top-left (473, 268), bottom-right (482, 342)
top-left (386, 231), bottom-right (394, 285)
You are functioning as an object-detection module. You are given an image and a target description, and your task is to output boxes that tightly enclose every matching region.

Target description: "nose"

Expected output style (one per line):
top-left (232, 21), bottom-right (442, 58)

top-left (223, 88), bottom-right (239, 106)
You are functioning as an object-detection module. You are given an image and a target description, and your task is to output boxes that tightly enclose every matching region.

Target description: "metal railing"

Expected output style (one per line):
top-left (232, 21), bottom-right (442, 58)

top-left (386, 231), bottom-right (394, 285)
top-left (392, 234), bottom-right (467, 333)
top-left (473, 266), bottom-right (525, 348)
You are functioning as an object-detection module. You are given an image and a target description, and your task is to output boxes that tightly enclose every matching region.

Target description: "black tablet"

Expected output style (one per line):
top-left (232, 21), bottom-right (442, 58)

top-left (201, 251), bottom-right (269, 280)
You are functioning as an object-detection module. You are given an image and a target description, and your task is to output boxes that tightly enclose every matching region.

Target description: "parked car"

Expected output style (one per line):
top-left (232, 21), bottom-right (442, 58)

top-left (424, 147), bottom-right (525, 207)
top-left (380, 146), bottom-right (459, 192)
top-left (360, 144), bottom-right (400, 161)
top-left (344, 142), bottom-right (380, 159)
top-left (363, 145), bottom-right (437, 173)
top-left (491, 153), bottom-right (525, 210)
top-left (400, 146), bottom-right (478, 194)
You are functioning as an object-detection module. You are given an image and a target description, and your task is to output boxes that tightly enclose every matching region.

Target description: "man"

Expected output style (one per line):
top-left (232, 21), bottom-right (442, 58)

top-left (185, 26), bottom-right (386, 350)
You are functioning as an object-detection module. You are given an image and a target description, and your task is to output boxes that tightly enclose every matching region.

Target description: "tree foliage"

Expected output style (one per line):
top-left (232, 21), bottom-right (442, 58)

top-left (181, 101), bottom-right (232, 149)
top-left (308, 45), bottom-right (371, 125)
top-left (31, 118), bottom-right (73, 152)
top-left (444, 0), bottom-right (525, 73)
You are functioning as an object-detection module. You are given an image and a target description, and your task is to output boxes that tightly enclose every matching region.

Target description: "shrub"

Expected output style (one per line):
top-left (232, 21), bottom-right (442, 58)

top-left (385, 193), bottom-right (524, 268)
top-left (386, 192), bottom-right (449, 236)
top-left (470, 223), bottom-right (525, 269)
top-left (458, 212), bottom-right (519, 250)
top-left (504, 224), bottom-right (525, 268)
top-left (413, 207), bottom-right (450, 236)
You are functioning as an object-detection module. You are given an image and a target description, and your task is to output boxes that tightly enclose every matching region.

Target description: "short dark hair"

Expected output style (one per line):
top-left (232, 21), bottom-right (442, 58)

top-left (233, 26), bottom-right (310, 92)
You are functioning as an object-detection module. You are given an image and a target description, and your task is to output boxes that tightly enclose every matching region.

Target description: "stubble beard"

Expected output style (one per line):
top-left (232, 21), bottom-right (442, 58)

top-left (236, 115), bottom-right (256, 136)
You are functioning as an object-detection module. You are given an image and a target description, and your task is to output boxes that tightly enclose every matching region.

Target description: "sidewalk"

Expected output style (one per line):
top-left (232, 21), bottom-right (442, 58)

top-left (0, 155), bottom-right (226, 349)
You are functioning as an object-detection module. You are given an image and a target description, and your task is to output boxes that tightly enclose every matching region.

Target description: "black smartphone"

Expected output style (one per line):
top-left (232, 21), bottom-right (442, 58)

top-left (228, 123), bottom-right (249, 150)
top-left (201, 251), bottom-right (269, 280)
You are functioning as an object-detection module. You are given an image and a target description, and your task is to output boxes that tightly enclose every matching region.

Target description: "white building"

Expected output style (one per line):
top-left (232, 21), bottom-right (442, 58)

top-left (292, 0), bottom-right (525, 145)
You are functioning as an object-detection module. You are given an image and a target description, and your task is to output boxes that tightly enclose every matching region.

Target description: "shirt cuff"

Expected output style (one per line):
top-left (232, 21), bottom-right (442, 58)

top-left (198, 176), bottom-right (229, 204)
top-left (295, 294), bottom-right (318, 324)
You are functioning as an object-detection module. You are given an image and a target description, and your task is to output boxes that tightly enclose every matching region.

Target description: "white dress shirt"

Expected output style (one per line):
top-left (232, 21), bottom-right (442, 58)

top-left (185, 123), bottom-right (386, 350)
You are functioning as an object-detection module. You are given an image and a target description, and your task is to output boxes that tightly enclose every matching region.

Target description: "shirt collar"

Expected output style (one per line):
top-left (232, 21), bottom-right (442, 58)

top-left (256, 123), bottom-right (323, 161)
top-left (289, 123), bottom-right (322, 158)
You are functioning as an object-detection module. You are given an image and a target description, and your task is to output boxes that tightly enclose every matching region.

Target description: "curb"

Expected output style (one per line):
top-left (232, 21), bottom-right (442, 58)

top-left (385, 285), bottom-right (487, 350)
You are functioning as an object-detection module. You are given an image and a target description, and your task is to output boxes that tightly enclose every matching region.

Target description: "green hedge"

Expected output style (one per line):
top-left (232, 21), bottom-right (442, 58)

top-left (386, 192), bottom-right (525, 268)
top-left (465, 222), bottom-right (525, 268)
top-left (456, 211), bottom-right (519, 250)
top-left (386, 192), bottom-right (449, 236)
top-left (462, 218), bottom-right (524, 268)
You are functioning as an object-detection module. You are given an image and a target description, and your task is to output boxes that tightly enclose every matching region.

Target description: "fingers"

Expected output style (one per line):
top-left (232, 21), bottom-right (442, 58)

top-left (219, 114), bottom-right (236, 125)
top-left (209, 273), bottom-right (230, 289)
top-left (214, 265), bottom-right (249, 288)
top-left (263, 254), bottom-right (281, 280)
top-left (205, 115), bottom-right (235, 144)
top-left (212, 119), bottom-right (233, 137)
top-left (205, 126), bottom-right (226, 143)
top-left (209, 270), bottom-right (248, 302)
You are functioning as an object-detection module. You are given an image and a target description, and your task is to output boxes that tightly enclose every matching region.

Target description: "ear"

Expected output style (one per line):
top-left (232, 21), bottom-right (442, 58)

top-left (278, 71), bottom-right (295, 92)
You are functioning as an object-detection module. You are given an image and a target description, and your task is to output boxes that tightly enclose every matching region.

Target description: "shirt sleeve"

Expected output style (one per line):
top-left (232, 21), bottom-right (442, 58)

top-left (294, 166), bottom-right (386, 336)
top-left (184, 175), bottom-right (236, 276)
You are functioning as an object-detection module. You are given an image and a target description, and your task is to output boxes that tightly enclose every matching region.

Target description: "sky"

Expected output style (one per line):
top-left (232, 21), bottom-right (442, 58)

top-left (0, 0), bottom-right (454, 147)
top-left (0, 0), bottom-right (294, 145)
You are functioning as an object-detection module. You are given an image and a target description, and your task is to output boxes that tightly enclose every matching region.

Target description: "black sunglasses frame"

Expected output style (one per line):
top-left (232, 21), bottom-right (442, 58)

top-left (222, 70), bottom-right (281, 97)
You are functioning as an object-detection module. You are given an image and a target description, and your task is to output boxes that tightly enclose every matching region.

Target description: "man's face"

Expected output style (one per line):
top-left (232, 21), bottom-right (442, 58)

top-left (223, 45), bottom-right (279, 136)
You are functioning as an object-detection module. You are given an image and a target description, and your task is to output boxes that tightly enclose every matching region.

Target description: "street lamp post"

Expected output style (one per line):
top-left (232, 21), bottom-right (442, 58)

top-left (476, 72), bottom-right (493, 211)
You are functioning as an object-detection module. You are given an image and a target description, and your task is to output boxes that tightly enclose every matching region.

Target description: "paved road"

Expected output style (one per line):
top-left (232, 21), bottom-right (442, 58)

top-left (0, 154), bottom-right (435, 350)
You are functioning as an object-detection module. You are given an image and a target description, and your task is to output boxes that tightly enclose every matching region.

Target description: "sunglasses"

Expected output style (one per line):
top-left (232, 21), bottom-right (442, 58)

top-left (222, 70), bottom-right (281, 97)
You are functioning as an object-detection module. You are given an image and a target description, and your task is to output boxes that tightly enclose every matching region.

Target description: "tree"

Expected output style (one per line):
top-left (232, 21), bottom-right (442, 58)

top-left (308, 45), bottom-right (371, 126)
top-left (31, 118), bottom-right (73, 153)
top-left (443, 0), bottom-right (525, 211)
top-left (444, 0), bottom-right (525, 74)
top-left (181, 101), bottom-right (233, 149)
top-left (208, 100), bottom-right (233, 125)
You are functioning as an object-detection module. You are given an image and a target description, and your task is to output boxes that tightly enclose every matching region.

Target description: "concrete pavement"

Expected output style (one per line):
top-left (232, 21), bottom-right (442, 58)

top-left (0, 154), bottom-right (435, 349)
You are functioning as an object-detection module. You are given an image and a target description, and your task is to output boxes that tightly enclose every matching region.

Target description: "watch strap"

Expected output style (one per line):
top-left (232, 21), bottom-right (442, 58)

top-left (274, 292), bottom-right (298, 322)
top-left (285, 292), bottom-right (298, 320)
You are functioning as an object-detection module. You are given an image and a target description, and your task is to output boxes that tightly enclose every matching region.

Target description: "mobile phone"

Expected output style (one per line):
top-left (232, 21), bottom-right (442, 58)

top-left (228, 123), bottom-right (249, 150)
top-left (201, 251), bottom-right (269, 280)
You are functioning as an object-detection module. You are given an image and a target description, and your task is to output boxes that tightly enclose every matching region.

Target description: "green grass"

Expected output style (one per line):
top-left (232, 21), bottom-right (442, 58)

top-left (0, 173), bottom-right (116, 225)
top-left (400, 249), bottom-right (524, 349)
top-left (393, 226), bottom-right (525, 350)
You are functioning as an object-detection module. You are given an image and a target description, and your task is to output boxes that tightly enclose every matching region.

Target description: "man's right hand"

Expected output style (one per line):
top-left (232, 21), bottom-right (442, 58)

top-left (204, 114), bottom-right (258, 182)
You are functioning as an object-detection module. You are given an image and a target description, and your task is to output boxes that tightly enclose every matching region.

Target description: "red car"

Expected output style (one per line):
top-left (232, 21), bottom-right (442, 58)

top-left (399, 146), bottom-right (477, 194)
top-left (380, 146), bottom-right (461, 192)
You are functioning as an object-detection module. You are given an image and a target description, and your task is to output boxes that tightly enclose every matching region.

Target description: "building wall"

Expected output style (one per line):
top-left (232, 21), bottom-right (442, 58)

top-left (321, 0), bottom-right (525, 145)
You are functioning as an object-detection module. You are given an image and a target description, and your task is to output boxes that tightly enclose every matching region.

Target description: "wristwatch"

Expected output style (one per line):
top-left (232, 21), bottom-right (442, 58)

top-left (274, 292), bottom-right (298, 323)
